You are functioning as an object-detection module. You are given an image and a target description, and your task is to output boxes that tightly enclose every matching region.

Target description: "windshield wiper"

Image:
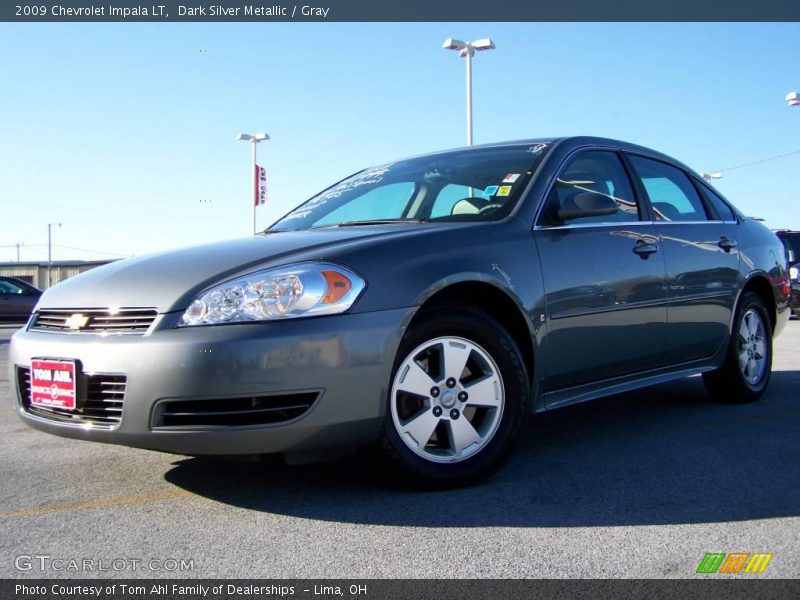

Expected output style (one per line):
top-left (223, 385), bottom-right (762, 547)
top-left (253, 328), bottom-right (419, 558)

top-left (335, 218), bottom-right (427, 227)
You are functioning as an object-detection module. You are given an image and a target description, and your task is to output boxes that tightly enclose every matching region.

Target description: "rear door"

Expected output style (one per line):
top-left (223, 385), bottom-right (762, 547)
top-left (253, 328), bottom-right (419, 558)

top-left (625, 154), bottom-right (740, 364)
top-left (534, 150), bottom-right (667, 392)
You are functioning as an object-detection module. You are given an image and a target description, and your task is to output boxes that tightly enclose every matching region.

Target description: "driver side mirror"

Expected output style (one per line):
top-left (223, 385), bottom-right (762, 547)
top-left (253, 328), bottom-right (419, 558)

top-left (556, 191), bottom-right (619, 222)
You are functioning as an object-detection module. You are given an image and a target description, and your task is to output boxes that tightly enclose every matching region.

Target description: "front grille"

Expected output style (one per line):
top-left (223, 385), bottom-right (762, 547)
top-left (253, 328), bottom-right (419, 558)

top-left (18, 367), bottom-right (126, 429)
top-left (152, 393), bottom-right (319, 428)
top-left (31, 308), bottom-right (158, 334)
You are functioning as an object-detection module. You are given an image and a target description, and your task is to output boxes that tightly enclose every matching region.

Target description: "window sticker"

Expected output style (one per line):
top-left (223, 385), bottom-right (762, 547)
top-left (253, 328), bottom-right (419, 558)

top-left (484, 185), bottom-right (499, 196)
top-left (497, 186), bottom-right (512, 197)
top-left (502, 173), bottom-right (521, 183)
top-left (281, 163), bottom-right (393, 222)
top-left (527, 143), bottom-right (549, 154)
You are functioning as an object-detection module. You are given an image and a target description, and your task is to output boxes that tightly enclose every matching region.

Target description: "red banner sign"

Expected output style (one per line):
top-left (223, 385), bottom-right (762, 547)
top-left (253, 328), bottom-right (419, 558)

top-left (254, 164), bottom-right (268, 206)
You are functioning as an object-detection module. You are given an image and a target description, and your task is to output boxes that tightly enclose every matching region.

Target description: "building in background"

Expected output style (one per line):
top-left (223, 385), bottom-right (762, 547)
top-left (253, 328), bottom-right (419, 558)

top-left (0, 260), bottom-right (115, 290)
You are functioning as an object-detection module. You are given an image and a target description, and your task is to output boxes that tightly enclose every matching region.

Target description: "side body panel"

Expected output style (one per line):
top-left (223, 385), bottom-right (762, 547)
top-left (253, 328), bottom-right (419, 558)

top-left (656, 222), bottom-right (740, 364)
top-left (534, 224), bottom-right (666, 391)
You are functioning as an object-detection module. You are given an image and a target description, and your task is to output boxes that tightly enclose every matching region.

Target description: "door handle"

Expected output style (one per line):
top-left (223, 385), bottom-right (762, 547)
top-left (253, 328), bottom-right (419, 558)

top-left (633, 240), bottom-right (659, 258)
top-left (718, 236), bottom-right (737, 252)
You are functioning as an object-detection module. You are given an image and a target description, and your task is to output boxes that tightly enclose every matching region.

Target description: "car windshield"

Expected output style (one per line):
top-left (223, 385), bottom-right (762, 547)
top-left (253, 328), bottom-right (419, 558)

top-left (270, 143), bottom-right (552, 230)
top-left (779, 234), bottom-right (800, 265)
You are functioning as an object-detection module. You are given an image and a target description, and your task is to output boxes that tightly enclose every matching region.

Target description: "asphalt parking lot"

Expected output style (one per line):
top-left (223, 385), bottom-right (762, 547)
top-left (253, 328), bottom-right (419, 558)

top-left (0, 321), bottom-right (798, 579)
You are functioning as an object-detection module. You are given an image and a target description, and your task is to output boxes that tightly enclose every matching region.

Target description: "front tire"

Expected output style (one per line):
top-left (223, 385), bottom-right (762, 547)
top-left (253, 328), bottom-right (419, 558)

top-left (381, 306), bottom-right (529, 488)
top-left (703, 291), bottom-right (772, 403)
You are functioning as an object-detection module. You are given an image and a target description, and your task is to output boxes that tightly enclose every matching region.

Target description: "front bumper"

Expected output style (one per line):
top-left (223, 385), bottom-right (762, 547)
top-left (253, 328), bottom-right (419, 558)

top-left (9, 308), bottom-right (412, 455)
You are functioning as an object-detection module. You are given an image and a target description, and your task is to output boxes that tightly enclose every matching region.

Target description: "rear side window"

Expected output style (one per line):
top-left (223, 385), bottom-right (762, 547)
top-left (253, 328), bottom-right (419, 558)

top-left (699, 184), bottom-right (736, 222)
top-left (540, 150), bottom-right (640, 226)
top-left (627, 155), bottom-right (709, 222)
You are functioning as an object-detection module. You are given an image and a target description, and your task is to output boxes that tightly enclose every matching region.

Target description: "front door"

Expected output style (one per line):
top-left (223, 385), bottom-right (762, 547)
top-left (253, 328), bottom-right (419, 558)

top-left (534, 150), bottom-right (667, 392)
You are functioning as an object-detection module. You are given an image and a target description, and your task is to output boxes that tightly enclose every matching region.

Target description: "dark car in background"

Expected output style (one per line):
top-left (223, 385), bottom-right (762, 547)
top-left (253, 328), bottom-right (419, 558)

top-left (0, 276), bottom-right (41, 322)
top-left (776, 230), bottom-right (800, 318)
top-left (9, 137), bottom-right (791, 486)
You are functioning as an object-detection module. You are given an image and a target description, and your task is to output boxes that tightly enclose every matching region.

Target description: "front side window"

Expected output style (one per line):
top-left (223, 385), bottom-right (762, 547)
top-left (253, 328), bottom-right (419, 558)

top-left (539, 150), bottom-right (640, 226)
top-left (627, 155), bottom-right (709, 222)
top-left (271, 144), bottom-right (552, 230)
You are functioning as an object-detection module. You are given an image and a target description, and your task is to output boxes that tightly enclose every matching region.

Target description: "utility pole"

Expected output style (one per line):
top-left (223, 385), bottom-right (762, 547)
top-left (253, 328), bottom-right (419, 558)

top-left (15, 242), bottom-right (23, 262)
top-left (48, 222), bottom-right (61, 288)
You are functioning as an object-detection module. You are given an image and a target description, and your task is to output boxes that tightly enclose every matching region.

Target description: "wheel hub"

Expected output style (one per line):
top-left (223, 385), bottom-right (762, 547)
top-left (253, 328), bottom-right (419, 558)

top-left (439, 390), bottom-right (457, 409)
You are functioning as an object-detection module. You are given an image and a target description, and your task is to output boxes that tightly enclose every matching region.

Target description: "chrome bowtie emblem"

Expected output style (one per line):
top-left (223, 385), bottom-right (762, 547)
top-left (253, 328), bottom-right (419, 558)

top-left (65, 313), bottom-right (89, 330)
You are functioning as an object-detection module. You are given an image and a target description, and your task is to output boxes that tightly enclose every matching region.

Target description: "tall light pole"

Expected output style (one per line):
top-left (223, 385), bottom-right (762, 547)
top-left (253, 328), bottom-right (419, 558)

top-left (237, 132), bottom-right (270, 235)
top-left (47, 222), bottom-right (61, 289)
top-left (442, 38), bottom-right (496, 146)
top-left (786, 91), bottom-right (800, 107)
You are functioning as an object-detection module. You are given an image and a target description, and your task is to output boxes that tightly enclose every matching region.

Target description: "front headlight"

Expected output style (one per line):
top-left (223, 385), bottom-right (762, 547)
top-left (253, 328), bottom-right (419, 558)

top-left (791, 266), bottom-right (798, 282)
top-left (179, 262), bottom-right (365, 326)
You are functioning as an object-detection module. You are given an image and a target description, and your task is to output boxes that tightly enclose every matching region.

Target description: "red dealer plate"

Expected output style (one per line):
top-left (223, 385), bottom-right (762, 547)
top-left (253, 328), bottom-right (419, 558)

top-left (30, 359), bottom-right (77, 410)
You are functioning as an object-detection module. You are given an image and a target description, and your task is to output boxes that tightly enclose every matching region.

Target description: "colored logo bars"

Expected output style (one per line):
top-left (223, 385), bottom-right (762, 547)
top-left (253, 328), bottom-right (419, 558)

top-left (696, 552), bottom-right (773, 574)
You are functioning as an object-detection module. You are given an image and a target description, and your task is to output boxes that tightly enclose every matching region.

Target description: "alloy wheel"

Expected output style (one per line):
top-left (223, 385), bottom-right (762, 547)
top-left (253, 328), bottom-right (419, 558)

top-left (390, 336), bottom-right (505, 463)
top-left (738, 308), bottom-right (767, 385)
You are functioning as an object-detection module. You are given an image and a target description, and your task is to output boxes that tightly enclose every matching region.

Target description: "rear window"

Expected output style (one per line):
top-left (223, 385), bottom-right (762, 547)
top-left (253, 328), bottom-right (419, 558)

top-left (699, 183), bottom-right (736, 222)
top-left (779, 234), bottom-right (800, 264)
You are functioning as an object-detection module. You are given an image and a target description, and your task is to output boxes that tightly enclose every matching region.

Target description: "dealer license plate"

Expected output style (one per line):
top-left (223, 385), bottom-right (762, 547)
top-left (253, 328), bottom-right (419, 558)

top-left (30, 359), bottom-right (77, 410)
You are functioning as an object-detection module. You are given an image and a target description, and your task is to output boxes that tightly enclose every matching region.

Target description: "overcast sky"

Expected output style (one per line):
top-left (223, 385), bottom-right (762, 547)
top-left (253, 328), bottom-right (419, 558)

top-left (1, 22), bottom-right (799, 262)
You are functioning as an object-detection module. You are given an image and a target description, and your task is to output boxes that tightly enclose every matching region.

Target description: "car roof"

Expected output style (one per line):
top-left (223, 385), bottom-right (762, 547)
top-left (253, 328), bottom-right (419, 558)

top-left (400, 136), bottom-right (694, 174)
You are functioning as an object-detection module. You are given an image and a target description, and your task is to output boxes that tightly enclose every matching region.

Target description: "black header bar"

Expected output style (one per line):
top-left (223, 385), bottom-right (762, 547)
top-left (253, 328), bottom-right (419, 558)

top-left (3, 0), bottom-right (800, 22)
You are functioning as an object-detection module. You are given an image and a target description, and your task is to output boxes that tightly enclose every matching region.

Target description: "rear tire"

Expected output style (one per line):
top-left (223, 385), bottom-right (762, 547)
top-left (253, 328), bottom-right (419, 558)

top-left (380, 306), bottom-right (529, 488)
top-left (703, 292), bottom-right (772, 403)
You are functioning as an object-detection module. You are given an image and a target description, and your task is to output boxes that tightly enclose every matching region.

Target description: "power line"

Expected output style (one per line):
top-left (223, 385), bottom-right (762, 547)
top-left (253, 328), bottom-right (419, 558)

top-left (708, 149), bottom-right (800, 175)
top-left (52, 244), bottom-right (131, 257)
top-left (0, 243), bottom-right (131, 258)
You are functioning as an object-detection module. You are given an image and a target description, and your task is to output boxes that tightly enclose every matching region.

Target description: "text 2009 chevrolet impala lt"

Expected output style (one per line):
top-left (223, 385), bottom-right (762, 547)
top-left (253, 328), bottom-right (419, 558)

top-left (9, 137), bottom-right (791, 486)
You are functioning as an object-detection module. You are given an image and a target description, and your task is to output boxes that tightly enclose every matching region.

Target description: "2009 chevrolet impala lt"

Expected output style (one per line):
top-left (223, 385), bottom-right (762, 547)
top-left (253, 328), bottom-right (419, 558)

top-left (10, 137), bottom-right (791, 486)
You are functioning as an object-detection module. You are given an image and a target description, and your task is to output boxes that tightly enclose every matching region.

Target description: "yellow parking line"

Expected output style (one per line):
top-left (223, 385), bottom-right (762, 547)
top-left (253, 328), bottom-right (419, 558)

top-left (0, 489), bottom-right (193, 519)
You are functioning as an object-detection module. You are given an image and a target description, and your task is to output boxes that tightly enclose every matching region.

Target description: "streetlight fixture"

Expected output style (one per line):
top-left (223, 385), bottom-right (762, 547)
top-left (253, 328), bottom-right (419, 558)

top-left (786, 91), bottom-right (800, 107)
top-left (47, 222), bottom-right (61, 288)
top-left (237, 132), bottom-right (270, 234)
top-left (702, 172), bottom-right (723, 181)
top-left (442, 37), bottom-right (496, 146)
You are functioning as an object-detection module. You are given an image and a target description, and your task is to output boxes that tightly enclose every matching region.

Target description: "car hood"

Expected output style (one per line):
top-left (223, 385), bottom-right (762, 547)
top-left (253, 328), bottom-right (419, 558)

top-left (37, 227), bottom-right (424, 313)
